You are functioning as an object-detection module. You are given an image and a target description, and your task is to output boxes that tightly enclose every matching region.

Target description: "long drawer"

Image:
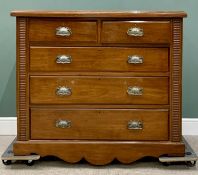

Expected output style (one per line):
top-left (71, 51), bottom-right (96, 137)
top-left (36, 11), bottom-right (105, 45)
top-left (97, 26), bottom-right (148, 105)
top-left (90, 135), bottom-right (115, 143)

top-left (31, 108), bottom-right (169, 140)
top-left (30, 47), bottom-right (169, 72)
top-left (101, 21), bottom-right (171, 44)
top-left (29, 19), bottom-right (97, 43)
top-left (30, 76), bottom-right (169, 105)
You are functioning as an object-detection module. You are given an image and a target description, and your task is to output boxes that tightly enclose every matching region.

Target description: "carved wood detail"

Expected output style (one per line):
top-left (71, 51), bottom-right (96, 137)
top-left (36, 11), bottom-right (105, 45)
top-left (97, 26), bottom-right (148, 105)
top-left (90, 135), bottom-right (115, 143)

top-left (17, 18), bottom-right (29, 141)
top-left (11, 11), bottom-right (187, 164)
top-left (13, 141), bottom-right (185, 165)
top-left (171, 19), bottom-right (183, 142)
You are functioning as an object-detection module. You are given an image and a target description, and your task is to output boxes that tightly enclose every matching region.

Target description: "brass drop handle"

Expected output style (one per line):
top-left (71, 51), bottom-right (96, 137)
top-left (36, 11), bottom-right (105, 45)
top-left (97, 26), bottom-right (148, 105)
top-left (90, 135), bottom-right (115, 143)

top-left (56, 119), bottom-right (71, 128)
top-left (127, 27), bottom-right (144, 37)
top-left (128, 55), bottom-right (144, 64)
top-left (56, 55), bottom-right (72, 64)
top-left (127, 86), bottom-right (143, 96)
top-left (128, 120), bottom-right (143, 130)
top-left (56, 26), bottom-right (72, 36)
top-left (56, 86), bottom-right (72, 96)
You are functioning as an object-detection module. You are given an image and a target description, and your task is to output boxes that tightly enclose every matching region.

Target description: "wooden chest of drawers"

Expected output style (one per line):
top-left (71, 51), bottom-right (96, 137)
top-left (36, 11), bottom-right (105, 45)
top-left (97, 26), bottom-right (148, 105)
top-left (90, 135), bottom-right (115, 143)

top-left (11, 11), bottom-right (187, 165)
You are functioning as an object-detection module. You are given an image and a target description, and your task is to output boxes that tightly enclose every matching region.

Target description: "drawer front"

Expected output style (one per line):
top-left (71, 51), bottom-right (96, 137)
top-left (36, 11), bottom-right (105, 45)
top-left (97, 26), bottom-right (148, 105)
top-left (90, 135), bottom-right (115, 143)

top-left (30, 76), bottom-right (169, 105)
top-left (30, 47), bottom-right (169, 72)
top-left (101, 21), bottom-right (171, 44)
top-left (31, 109), bottom-right (169, 140)
top-left (29, 19), bottom-right (97, 43)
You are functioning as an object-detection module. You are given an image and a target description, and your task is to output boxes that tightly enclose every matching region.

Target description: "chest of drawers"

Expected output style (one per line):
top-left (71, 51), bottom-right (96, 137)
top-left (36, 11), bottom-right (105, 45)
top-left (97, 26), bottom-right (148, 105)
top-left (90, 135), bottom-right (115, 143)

top-left (11, 11), bottom-right (187, 165)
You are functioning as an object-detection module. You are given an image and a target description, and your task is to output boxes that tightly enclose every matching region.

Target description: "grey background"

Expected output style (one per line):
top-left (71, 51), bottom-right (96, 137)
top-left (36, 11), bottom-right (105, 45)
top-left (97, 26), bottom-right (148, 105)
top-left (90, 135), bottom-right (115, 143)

top-left (0, 0), bottom-right (197, 118)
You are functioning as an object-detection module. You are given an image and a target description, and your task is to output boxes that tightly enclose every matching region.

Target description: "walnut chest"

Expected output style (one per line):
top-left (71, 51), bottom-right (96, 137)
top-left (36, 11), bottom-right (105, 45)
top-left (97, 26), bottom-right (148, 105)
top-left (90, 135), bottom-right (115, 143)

top-left (11, 11), bottom-right (187, 165)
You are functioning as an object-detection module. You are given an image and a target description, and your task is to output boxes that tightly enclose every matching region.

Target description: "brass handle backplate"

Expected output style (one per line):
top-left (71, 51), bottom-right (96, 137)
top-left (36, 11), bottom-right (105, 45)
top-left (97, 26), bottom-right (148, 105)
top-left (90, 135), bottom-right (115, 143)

top-left (56, 119), bottom-right (71, 128)
top-left (56, 55), bottom-right (72, 64)
top-left (56, 26), bottom-right (72, 36)
top-left (128, 55), bottom-right (144, 64)
top-left (128, 120), bottom-right (143, 130)
top-left (127, 86), bottom-right (143, 96)
top-left (127, 27), bottom-right (144, 37)
top-left (56, 86), bottom-right (72, 96)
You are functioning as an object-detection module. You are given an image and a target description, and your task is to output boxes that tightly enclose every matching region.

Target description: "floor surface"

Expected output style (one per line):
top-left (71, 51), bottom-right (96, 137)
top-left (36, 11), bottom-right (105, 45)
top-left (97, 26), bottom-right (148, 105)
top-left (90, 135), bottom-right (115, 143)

top-left (0, 136), bottom-right (197, 175)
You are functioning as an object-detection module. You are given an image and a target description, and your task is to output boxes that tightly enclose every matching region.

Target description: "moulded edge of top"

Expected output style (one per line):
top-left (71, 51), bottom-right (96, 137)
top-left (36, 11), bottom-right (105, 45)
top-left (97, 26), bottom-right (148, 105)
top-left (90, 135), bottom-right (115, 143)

top-left (10, 10), bottom-right (187, 18)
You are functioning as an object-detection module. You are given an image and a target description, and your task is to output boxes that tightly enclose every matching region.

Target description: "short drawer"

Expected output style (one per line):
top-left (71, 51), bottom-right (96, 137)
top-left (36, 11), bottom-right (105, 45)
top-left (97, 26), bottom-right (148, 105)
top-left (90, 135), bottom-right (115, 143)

top-left (30, 76), bottom-right (169, 105)
top-left (101, 21), bottom-right (171, 44)
top-left (29, 19), bottom-right (97, 43)
top-left (31, 108), bottom-right (169, 140)
top-left (30, 47), bottom-right (169, 72)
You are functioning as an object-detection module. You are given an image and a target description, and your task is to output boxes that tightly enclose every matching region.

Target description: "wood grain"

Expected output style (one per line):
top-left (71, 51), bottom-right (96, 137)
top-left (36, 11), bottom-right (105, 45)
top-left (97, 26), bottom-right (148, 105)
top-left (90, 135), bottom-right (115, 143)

top-left (29, 42), bottom-right (171, 47)
top-left (31, 108), bottom-right (168, 140)
top-left (13, 140), bottom-right (185, 165)
top-left (30, 47), bottom-right (169, 72)
top-left (12, 11), bottom-right (186, 165)
top-left (29, 19), bottom-right (97, 43)
top-left (30, 104), bottom-right (170, 109)
top-left (10, 10), bottom-right (187, 18)
top-left (101, 21), bottom-right (171, 44)
top-left (30, 76), bottom-right (169, 105)
top-left (29, 72), bottom-right (170, 77)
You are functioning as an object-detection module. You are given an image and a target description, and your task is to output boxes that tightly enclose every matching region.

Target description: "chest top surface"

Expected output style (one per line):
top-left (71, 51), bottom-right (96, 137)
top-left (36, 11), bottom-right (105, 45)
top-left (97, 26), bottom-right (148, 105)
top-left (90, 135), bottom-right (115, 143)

top-left (11, 10), bottom-right (187, 18)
